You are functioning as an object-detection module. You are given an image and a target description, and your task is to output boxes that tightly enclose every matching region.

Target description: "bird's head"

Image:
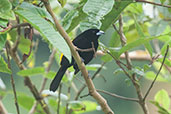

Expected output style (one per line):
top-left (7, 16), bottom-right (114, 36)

top-left (83, 29), bottom-right (104, 41)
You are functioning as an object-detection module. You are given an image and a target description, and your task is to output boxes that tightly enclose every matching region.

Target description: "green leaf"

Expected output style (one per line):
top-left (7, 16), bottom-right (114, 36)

top-left (62, 10), bottom-right (79, 31)
top-left (18, 93), bottom-right (34, 110)
top-left (149, 21), bottom-right (168, 36)
top-left (143, 64), bottom-right (151, 72)
top-left (58, 0), bottom-right (67, 7)
top-left (64, 1), bottom-right (88, 33)
top-left (157, 58), bottom-right (171, 67)
top-left (0, 0), bottom-right (15, 20)
top-left (49, 99), bottom-right (66, 113)
top-left (18, 35), bottom-right (31, 54)
top-left (69, 100), bottom-right (98, 113)
top-left (113, 68), bottom-right (124, 75)
top-left (125, 3), bottom-right (143, 15)
top-left (160, 0), bottom-right (166, 4)
top-left (80, 19), bottom-right (101, 31)
top-left (83, 0), bottom-right (114, 20)
top-left (155, 89), bottom-right (170, 110)
top-left (108, 47), bottom-right (120, 59)
top-left (101, 54), bottom-right (112, 62)
top-left (132, 67), bottom-right (144, 76)
top-left (17, 67), bottom-right (45, 76)
top-left (0, 19), bottom-right (8, 32)
top-left (118, 34), bottom-right (169, 56)
top-left (160, 39), bottom-right (171, 56)
top-left (0, 56), bottom-right (11, 74)
top-left (44, 71), bottom-right (56, 79)
top-left (150, 101), bottom-right (170, 114)
top-left (0, 34), bottom-right (7, 50)
top-left (145, 71), bottom-right (167, 82)
top-left (19, 2), bottom-right (53, 21)
top-left (82, 0), bottom-right (114, 30)
top-left (100, 0), bottom-right (132, 31)
top-left (86, 64), bottom-right (106, 71)
top-left (134, 18), bottom-right (153, 57)
top-left (15, 10), bottom-right (71, 62)
top-left (109, 31), bottom-right (120, 47)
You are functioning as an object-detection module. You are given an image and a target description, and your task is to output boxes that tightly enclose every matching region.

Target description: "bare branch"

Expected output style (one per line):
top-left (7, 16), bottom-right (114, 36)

top-left (5, 41), bottom-right (50, 114)
top-left (97, 89), bottom-right (139, 102)
top-left (136, 0), bottom-right (171, 8)
top-left (143, 45), bottom-right (169, 100)
top-left (29, 49), bottom-right (56, 114)
top-left (5, 43), bottom-right (20, 114)
top-left (57, 84), bottom-right (62, 114)
top-left (75, 62), bottom-right (106, 100)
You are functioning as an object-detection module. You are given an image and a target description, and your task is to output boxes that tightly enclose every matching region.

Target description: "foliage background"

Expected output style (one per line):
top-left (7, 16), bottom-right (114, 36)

top-left (0, 0), bottom-right (171, 114)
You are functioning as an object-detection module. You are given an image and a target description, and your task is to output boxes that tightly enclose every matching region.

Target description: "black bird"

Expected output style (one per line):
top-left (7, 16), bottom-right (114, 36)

top-left (50, 29), bottom-right (104, 92)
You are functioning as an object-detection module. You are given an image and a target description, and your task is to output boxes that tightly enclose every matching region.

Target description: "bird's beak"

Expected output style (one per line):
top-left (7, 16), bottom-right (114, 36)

top-left (96, 30), bottom-right (104, 36)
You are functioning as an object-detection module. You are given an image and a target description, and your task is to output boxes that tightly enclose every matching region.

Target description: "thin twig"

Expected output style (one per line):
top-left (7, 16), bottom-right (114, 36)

top-left (57, 84), bottom-right (62, 114)
top-left (11, 23), bottom-right (31, 30)
top-left (12, 16), bottom-right (21, 52)
top-left (29, 49), bottom-right (56, 114)
top-left (5, 43), bottom-right (20, 114)
top-left (66, 86), bottom-right (71, 114)
top-left (74, 62), bottom-right (106, 100)
top-left (143, 45), bottom-right (169, 101)
top-left (107, 51), bottom-right (131, 79)
top-left (136, 0), bottom-right (171, 8)
top-left (6, 41), bottom-right (50, 114)
top-left (119, 16), bottom-right (132, 70)
top-left (40, 49), bottom-right (56, 92)
top-left (112, 15), bottom-right (149, 114)
top-left (97, 89), bottom-right (139, 102)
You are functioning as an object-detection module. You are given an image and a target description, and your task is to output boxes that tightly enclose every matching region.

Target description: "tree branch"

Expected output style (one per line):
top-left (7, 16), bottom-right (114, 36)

top-left (143, 45), bottom-right (169, 101)
top-left (29, 48), bottom-right (56, 114)
top-left (74, 62), bottom-right (106, 100)
top-left (136, 0), bottom-right (171, 8)
top-left (97, 89), bottom-right (139, 102)
top-left (5, 43), bottom-right (20, 114)
top-left (42, 0), bottom-right (114, 113)
top-left (112, 15), bottom-right (149, 114)
top-left (5, 41), bottom-right (50, 114)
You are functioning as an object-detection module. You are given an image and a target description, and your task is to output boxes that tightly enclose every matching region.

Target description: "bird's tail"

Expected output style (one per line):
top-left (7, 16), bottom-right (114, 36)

top-left (50, 66), bottom-right (68, 92)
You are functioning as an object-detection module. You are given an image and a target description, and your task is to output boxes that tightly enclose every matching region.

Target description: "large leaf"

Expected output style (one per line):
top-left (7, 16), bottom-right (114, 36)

top-left (83, 0), bottom-right (114, 20)
top-left (62, 10), bottom-right (79, 31)
top-left (151, 101), bottom-right (170, 114)
top-left (19, 2), bottom-right (53, 22)
top-left (0, 56), bottom-right (11, 74)
top-left (100, 0), bottom-right (133, 31)
top-left (15, 10), bottom-right (71, 62)
top-left (18, 94), bottom-right (34, 110)
top-left (118, 34), bottom-right (170, 56)
top-left (0, 0), bottom-right (15, 20)
top-left (17, 67), bottom-right (45, 76)
top-left (145, 71), bottom-right (168, 82)
top-left (63, 1), bottom-right (88, 33)
top-left (81, 0), bottom-right (114, 31)
top-left (155, 89), bottom-right (170, 110)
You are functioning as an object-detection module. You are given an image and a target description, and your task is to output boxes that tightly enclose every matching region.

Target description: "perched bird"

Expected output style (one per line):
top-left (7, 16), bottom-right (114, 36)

top-left (50, 29), bottom-right (104, 92)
